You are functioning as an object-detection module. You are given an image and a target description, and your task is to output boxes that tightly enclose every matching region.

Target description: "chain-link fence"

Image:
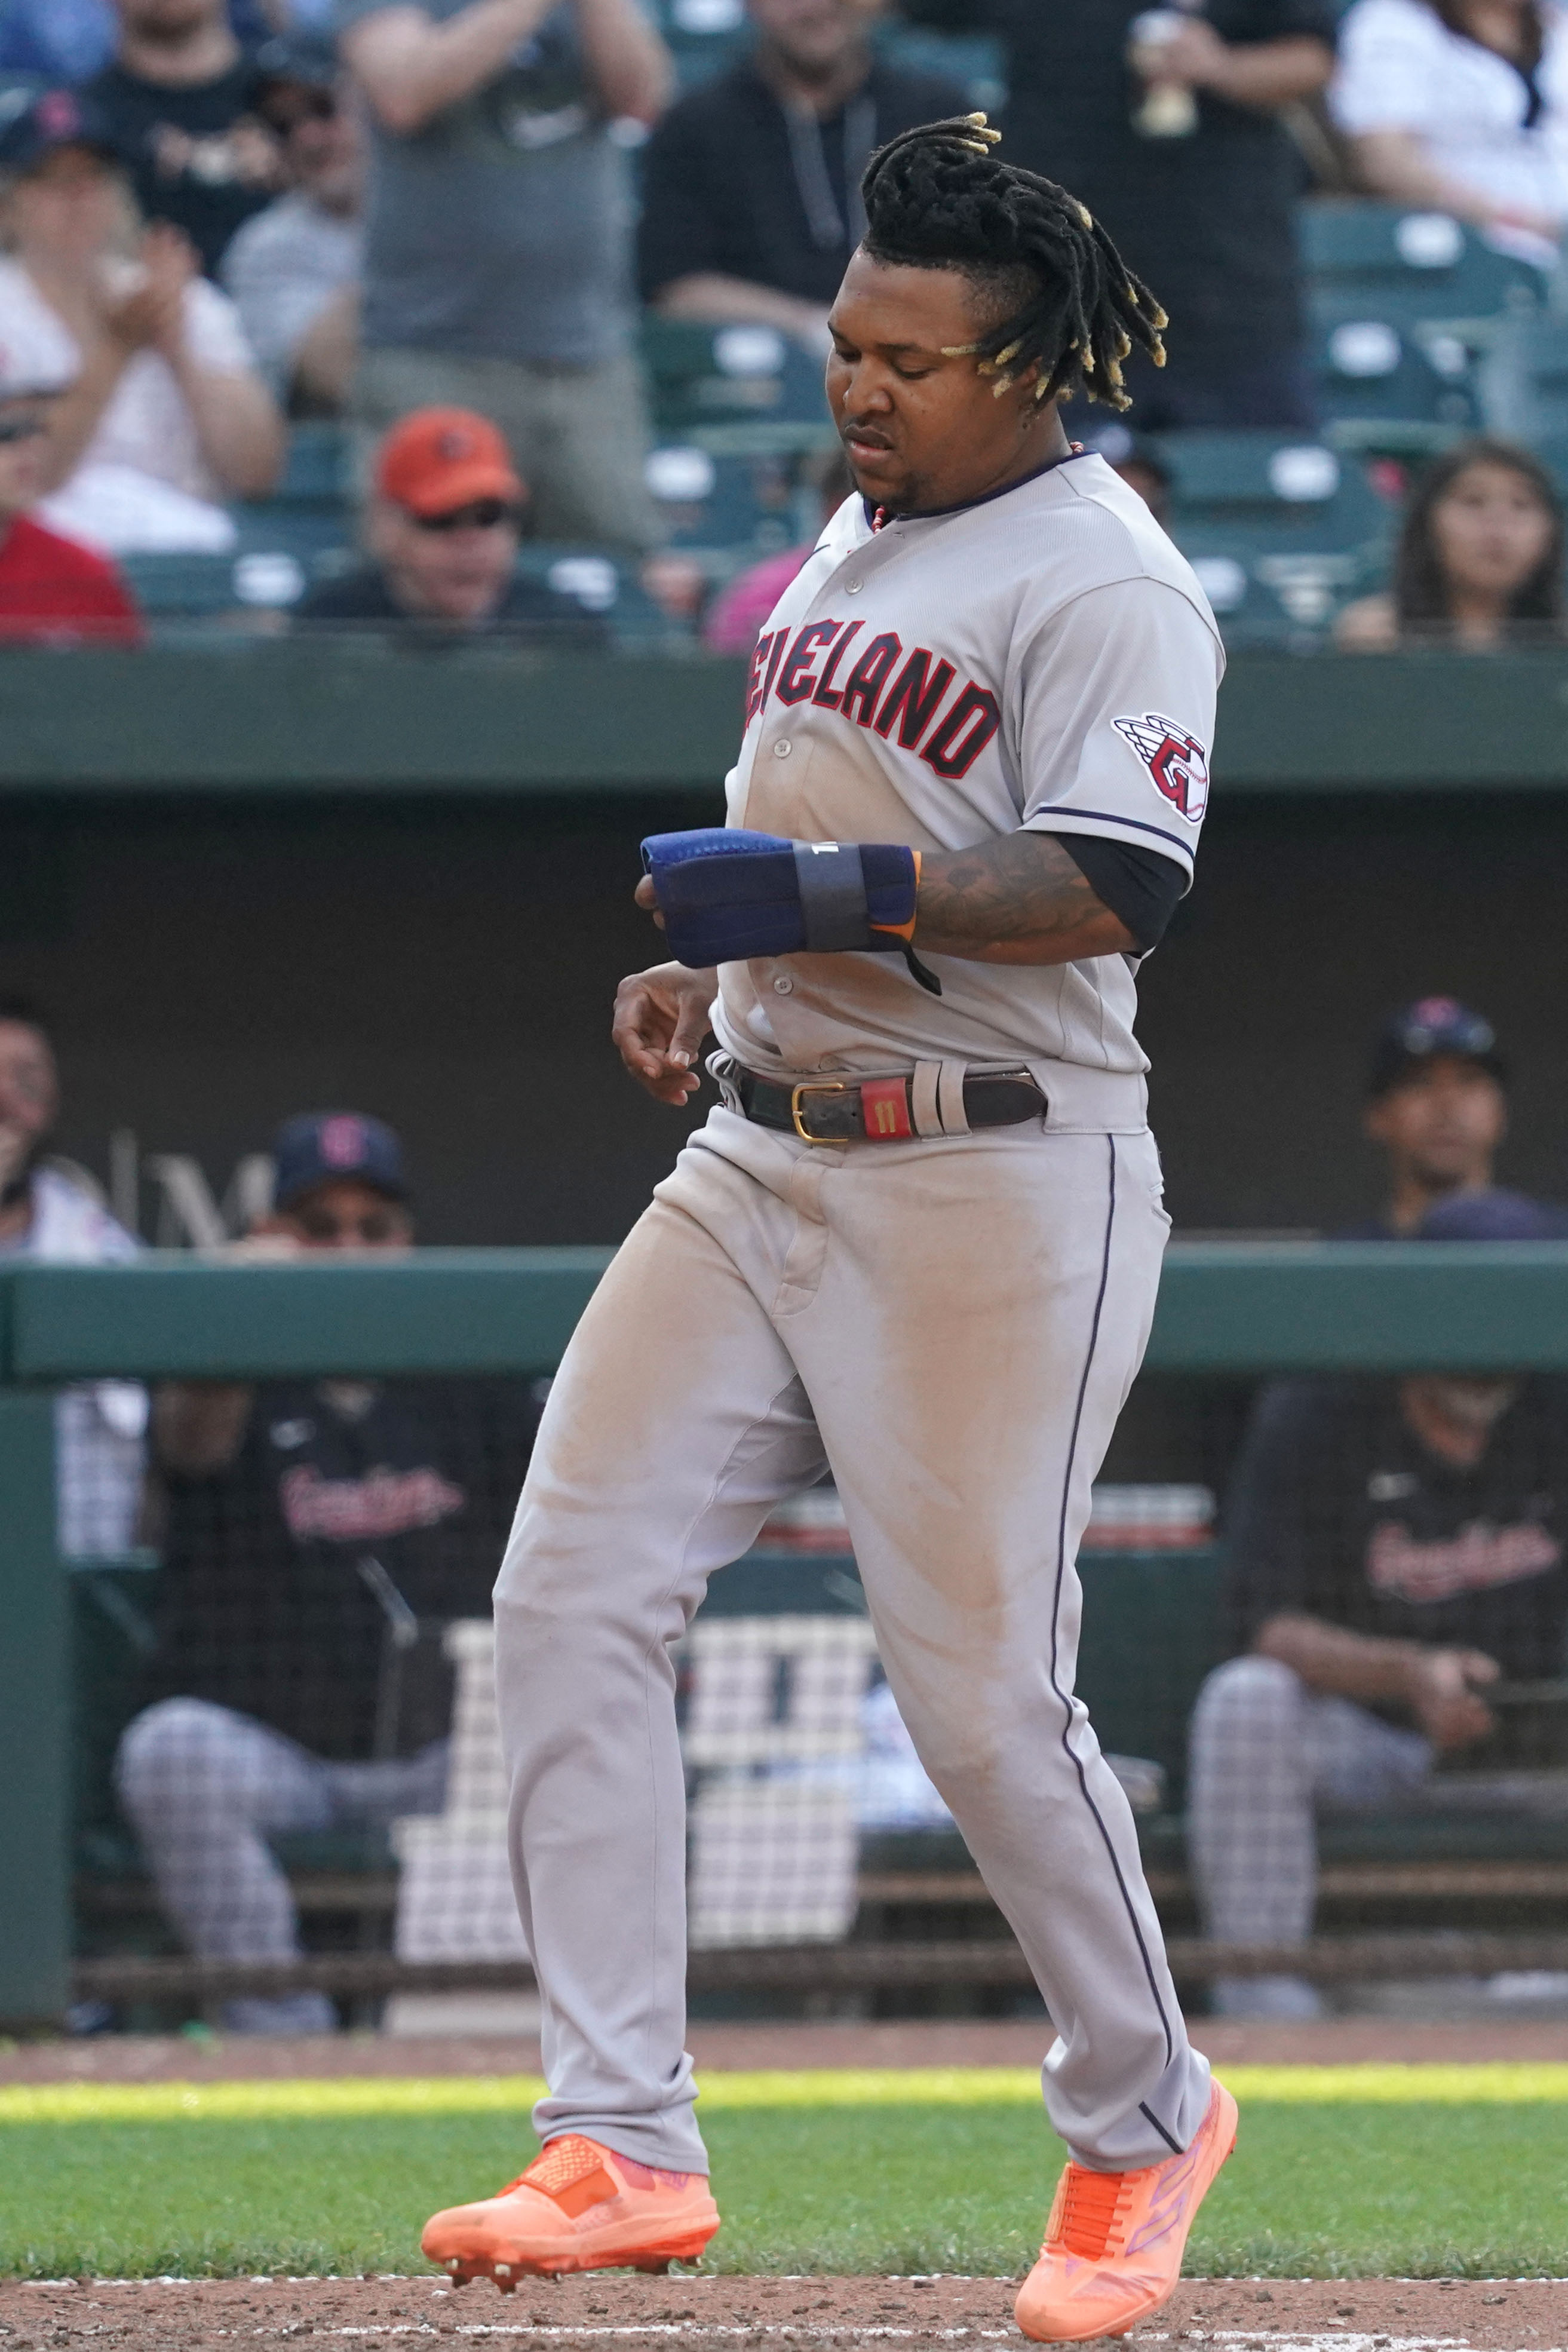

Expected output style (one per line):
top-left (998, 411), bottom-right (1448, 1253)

top-left (5, 1244), bottom-right (1568, 2036)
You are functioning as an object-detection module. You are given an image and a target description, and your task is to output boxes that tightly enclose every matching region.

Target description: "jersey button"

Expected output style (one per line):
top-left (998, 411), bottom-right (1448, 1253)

top-left (772, 738), bottom-right (792, 758)
top-left (845, 579), bottom-right (863, 594)
top-left (773, 976), bottom-right (794, 995)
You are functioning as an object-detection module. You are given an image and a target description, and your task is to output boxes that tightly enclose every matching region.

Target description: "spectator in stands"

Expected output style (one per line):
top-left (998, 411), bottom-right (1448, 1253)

top-left (0, 370), bottom-right (144, 643)
top-left (0, 0), bottom-right (281, 81)
top-left (223, 37), bottom-right (363, 415)
top-left (1190, 1186), bottom-right (1568, 2018)
top-left (1343, 997), bottom-right (1511, 1237)
top-left (637, 0), bottom-right (967, 355)
top-left (119, 1110), bottom-right (543, 2034)
top-left (895, 0), bottom-right (1337, 430)
top-left (296, 404), bottom-right (608, 640)
top-left (1333, 0), bottom-right (1568, 270)
top-left (0, 998), bottom-right (148, 1557)
top-left (1336, 438), bottom-right (1565, 651)
top-left (337, 0), bottom-right (671, 552)
top-left (0, 88), bottom-right (284, 553)
top-left (702, 443), bottom-right (853, 654)
top-left (80, 0), bottom-right (286, 278)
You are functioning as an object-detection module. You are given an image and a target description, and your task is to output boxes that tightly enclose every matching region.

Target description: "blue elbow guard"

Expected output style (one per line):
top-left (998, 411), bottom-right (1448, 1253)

top-left (641, 830), bottom-right (929, 980)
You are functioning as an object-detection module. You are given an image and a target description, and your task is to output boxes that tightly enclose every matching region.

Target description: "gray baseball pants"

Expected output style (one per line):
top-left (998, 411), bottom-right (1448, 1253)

top-left (493, 1107), bottom-right (1213, 2176)
top-left (116, 1697), bottom-right (447, 2034)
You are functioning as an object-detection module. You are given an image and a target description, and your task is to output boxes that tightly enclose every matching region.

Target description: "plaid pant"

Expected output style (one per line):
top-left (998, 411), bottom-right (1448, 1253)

top-left (1186, 1654), bottom-right (1433, 2018)
top-left (116, 1697), bottom-right (447, 2034)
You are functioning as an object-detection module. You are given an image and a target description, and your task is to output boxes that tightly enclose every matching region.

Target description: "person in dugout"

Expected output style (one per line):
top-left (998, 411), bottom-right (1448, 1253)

top-left (116, 1111), bottom-right (542, 2032)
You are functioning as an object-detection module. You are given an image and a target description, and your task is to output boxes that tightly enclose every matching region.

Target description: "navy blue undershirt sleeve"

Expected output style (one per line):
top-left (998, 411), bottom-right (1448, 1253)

top-left (1050, 833), bottom-right (1187, 953)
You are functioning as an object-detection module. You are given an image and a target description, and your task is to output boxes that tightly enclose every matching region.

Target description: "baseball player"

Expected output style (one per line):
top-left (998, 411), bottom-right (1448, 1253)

top-left (424, 117), bottom-right (1235, 2339)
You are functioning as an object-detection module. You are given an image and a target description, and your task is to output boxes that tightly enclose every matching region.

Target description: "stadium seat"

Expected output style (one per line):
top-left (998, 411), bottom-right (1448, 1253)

top-left (643, 441), bottom-right (812, 551)
top-left (1498, 315), bottom-right (1568, 441)
top-left (1299, 200), bottom-right (1542, 335)
top-left (1159, 433), bottom-right (1391, 639)
top-left (1159, 430), bottom-right (1389, 546)
top-left (117, 552), bottom-right (250, 618)
top-left (1173, 532), bottom-right (1371, 646)
top-left (642, 313), bottom-right (830, 436)
top-left (1308, 286), bottom-right (1477, 453)
top-left (268, 422), bottom-right (350, 510)
top-left (120, 545), bottom-right (329, 619)
top-left (228, 427), bottom-right (355, 576)
top-left (514, 544), bottom-right (684, 645)
top-left (231, 505), bottom-right (353, 571)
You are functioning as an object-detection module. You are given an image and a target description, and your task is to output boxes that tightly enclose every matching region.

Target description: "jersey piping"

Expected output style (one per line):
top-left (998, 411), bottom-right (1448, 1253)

top-left (1024, 803), bottom-right (1201, 864)
top-left (1048, 1135), bottom-right (1179, 2077)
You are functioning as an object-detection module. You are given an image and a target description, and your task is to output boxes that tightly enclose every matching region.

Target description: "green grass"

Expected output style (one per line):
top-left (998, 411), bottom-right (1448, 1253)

top-left (1, 2068), bottom-right (1565, 2281)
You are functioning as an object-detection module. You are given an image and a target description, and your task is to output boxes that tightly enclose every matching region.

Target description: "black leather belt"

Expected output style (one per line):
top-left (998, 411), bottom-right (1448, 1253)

top-left (729, 1062), bottom-right (1047, 1145)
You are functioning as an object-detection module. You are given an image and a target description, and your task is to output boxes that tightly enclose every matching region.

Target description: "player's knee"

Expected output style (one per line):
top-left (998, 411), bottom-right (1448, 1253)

top-left (115, 1696), bottom-right (260, 1822)
top-left (1190, 1654), bottom-right (1304, 1755)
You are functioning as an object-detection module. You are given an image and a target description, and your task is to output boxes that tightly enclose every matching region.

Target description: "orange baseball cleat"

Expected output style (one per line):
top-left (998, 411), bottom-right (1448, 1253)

top-left (421, 2133), bottom-right (720, 2288)
top-left (1014, 2078), bottom-right (1238, 2342)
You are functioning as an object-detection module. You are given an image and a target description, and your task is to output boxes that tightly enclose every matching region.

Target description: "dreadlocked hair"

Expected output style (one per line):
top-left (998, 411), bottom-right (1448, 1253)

top-left (859, 114), bottom-right (1167, 412)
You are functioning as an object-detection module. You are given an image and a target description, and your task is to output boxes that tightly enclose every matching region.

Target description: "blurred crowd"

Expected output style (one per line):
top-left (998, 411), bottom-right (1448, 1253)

top-left (0, 0), bottom-right (1565, 646)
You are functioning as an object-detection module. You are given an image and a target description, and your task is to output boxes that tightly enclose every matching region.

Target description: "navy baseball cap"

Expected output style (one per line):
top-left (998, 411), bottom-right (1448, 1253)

top-left (1417, 1188), bottom-right (1568, 1241)
top-left (0, 87), bottom-right (125, 179)
top-left (1368, 996), bottom-right (1506, 1098)
top-left (271, 1112), bottom-right (409, 1211)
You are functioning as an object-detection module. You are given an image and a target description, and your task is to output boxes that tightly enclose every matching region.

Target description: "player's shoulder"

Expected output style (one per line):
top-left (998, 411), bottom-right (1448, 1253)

top-left (1014, 453), bottom-right (1224, 643)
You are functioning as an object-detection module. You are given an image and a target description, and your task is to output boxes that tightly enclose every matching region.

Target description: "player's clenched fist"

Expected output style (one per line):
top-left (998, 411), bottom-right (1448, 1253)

top-left (611, 961), bottom-right (717, 1105)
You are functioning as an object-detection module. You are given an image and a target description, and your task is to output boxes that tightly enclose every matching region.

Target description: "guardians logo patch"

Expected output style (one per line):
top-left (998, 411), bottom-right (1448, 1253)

top-left (1112, 713), bottom-right (1211, 823)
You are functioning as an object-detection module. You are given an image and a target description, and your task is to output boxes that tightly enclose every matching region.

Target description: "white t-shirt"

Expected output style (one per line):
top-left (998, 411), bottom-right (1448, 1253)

top-left (1332, 0), bottom-right (1568, 266)
top-left (222, 191), bottom-right (362, 395)
top-left (0, 1167), bottom-right (147, 1557)
top-left (0, 260), bottom-right (257, 552)
top-left (711, 453), bottom-right (1224, 1131)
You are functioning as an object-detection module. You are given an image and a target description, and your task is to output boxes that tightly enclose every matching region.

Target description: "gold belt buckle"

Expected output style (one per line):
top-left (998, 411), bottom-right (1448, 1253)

top-left (790, 1080), bottom-right (849, 1143)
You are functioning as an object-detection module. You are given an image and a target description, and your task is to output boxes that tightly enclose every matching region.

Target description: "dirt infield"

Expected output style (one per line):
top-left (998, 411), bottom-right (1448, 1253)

top-left (1, 2274), bottom-right (1563, 2350)
top-left (9, 2018), bottom-right (1568, 2083)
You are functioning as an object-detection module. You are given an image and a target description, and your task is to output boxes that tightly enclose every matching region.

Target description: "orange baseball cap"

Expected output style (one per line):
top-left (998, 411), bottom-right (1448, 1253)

top-left (376, 407), bottom-right (523, 518)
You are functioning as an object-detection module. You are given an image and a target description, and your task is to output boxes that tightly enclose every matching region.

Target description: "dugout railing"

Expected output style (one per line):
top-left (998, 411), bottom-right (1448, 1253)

top-left (5, 1241), bottom-right (1568, 2031)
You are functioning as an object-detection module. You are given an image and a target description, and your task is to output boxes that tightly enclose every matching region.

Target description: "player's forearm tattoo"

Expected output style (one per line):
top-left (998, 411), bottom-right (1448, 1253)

top-left (913, 833), bottom-right (1133, 960)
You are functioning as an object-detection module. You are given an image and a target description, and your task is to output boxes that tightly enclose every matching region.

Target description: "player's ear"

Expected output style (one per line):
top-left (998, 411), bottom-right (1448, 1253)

top-left (1009, 358), bottom-right (1046, 413)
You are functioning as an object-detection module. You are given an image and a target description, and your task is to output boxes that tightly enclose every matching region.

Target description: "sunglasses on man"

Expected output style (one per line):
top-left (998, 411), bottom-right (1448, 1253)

top-left (410, 499), bottom-right (522, 533)
top-left (260, 87), bottom-right (339, 133)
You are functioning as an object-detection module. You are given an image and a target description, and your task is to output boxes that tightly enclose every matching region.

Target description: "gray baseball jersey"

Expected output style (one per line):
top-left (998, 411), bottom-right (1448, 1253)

top-left (713, 450), bottom-right (1223, 1126)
